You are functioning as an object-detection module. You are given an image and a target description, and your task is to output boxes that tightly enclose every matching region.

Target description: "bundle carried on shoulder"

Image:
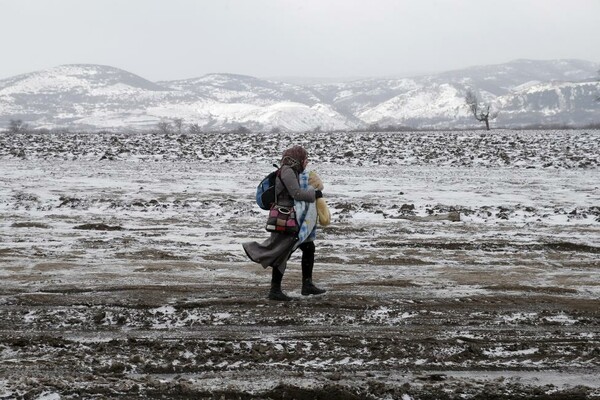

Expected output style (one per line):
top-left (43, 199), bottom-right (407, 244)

top-left (316, 198), bottom-right (331, 226)
top-left (309, 171), bottom-right (331, 226)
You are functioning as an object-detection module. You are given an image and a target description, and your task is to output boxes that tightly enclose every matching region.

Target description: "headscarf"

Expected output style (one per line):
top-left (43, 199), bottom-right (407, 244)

top-left (281, 145), bottom-right (308, 173)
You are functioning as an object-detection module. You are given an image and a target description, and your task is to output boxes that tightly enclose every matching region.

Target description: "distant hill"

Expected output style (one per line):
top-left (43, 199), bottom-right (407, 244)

top-left (1, 59), bottom-right (598, 131)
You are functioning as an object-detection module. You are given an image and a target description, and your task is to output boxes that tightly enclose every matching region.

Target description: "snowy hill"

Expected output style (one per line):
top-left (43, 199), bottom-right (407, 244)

top-left (158, 73), bottom-right (321, 106)
top-left (312, 59), bottom-right (600, 129)
top-left (495, 80), bottom-right (600, 127)
top-left (0, 60), bottom-right (598, 131)
top-left (0, 64), bottom-right (193, 129)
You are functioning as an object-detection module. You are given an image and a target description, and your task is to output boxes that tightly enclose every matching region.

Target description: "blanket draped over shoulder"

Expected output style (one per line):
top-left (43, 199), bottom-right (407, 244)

top-left (293, 171), bottom-right (318, 250)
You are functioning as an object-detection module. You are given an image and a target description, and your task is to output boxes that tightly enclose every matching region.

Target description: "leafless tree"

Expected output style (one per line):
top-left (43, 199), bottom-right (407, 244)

top-left (157, 121), bottom-right (172, 135)
top-left (596, 69), bottom-right (600, 102)
top-left (465, 89), bottom-right (497, 131)
top-left (233, 125), bottom-right (251, 134)
top-left (8, 119), bottom-right (28, 133)
top-left (173, 118), bottom-right (184, 134)
top-left (188, 123), bottom-right (202, 134)
top-left (367, 123), bottom-right (381, 132)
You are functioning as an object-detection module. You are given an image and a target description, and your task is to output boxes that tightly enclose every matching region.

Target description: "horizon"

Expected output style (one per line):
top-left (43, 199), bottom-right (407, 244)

top-left (1, 57), bottom-right (599, 84)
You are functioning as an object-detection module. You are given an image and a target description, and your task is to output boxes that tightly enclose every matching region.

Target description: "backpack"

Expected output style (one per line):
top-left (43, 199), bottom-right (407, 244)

top-left (256, 164), bottom-right (280, 210)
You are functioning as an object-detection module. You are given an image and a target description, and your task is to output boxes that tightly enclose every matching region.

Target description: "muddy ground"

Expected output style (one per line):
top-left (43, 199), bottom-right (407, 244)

top-left (2, 239), bottom-right (600, 399)
top-left (1, 130), bottom-right (599, 399)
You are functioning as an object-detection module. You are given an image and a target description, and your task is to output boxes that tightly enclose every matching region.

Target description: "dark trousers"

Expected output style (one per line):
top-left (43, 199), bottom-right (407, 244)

top-left (272, 241), bottom-right (315, 286)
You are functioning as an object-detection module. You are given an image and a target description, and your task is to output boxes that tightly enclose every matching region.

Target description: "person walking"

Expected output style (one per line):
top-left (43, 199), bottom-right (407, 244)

top-left (243, 145), bottom-right (327, 301)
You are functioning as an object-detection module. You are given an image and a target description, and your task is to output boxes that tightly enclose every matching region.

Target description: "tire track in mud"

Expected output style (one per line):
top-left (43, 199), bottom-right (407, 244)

top-left (1, 283), bottom-right (599, 398)
top-left (1, 231), bottom-right (599, 398)
top-left (373, 240), bottom-right (600, 254)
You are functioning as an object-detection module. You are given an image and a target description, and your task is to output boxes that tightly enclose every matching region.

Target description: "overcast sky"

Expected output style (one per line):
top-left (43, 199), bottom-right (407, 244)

top-left (1, 0), bottom-right (599, 81)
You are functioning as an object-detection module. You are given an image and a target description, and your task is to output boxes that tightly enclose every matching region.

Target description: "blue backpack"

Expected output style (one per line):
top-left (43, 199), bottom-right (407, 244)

top-left (256, 164), bottom-right (280, 210)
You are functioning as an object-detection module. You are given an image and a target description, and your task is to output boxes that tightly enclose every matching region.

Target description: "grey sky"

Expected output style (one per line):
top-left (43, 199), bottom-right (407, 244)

top-left (1, 0), bottom-right (599, 81)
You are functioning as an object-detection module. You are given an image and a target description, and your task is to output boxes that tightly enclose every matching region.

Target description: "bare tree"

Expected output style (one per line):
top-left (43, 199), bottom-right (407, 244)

top-left (188, 123), bottom-right (202, 134)
top-left (157, 121), bottom-right (172, 135)
top-left (465, 89), bottom-right (497, 131)
top-left (173, 118), bottom-right (184, 134)
top-left (596, 69), bottom-right (600, 102)
top-left (233, 125), bottom-right (251, 134)
top-left (367, 123), bottom-right (381, 132)
top-left (8, 119), bottom-right (28, 133)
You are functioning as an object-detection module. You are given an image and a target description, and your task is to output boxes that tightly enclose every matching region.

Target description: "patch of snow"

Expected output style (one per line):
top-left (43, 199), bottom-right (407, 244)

top-left (35, 392), bottom-right (61, 400)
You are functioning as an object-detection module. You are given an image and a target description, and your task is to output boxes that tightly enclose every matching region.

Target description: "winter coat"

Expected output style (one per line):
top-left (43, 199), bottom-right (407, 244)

top-left (274, 165), bottom-right (316, 206)
top-left (243, 165), bottom-right (317, 273)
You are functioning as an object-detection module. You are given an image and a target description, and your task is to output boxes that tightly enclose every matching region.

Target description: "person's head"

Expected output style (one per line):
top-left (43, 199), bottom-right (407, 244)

top-left (281, 145), bottom-right (309, 172)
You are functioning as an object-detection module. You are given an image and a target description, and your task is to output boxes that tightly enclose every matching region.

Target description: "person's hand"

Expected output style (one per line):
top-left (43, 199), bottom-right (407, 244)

top-left (308, 171), bottom-right (324, 191)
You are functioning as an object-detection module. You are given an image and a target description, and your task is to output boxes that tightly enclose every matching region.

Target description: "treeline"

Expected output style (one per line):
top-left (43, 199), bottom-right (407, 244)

top-left (3, 118), bottom-right (600, 135)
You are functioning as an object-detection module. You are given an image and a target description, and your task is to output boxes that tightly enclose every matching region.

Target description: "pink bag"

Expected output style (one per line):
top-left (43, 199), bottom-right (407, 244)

top-left (266, 205), bottom-right (299, 234)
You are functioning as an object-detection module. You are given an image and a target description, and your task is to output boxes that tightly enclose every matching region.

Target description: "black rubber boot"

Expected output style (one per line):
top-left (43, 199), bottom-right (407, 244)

top-left (299, 242), bottom-right (326, 295)
top-left (268, 285), bottom-right (293, 301)
top-left (301, 279), bottom-right (327, 296)
top-left (269, 267), bottom-right (292, 301)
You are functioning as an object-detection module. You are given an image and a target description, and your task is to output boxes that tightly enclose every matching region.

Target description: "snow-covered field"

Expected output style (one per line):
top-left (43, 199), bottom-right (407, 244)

top-left (1, 129), bottom-right (599, 399)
